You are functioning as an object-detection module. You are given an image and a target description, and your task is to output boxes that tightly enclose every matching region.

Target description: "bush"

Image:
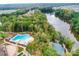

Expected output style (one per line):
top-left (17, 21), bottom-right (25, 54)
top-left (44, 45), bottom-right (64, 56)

top-left (72, 49), bottom-right (79, 56)
top-left (59, 37), bottom-right (74, 52)
top-left (0, 32), bottom-right (8, 38)
top-left (55, 9), bottom-right (74, 23)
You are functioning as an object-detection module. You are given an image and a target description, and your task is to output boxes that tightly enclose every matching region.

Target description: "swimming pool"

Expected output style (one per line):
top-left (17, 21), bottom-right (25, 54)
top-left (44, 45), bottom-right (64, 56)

top-left (10, 34), bottom-right (31, 41)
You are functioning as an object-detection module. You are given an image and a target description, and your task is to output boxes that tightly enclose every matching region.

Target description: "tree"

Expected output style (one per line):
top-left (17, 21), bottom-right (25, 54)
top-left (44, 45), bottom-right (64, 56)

top-left (71, 17), bottom-right (79, 33)
top-left (55, 9), bottom-right (74, 23)
top-left (59, 37), bottom-right (74, 52)
top-left (43, 47), bottom-right (58, 56)
top-left (39, 7), bottom-right (54, 13)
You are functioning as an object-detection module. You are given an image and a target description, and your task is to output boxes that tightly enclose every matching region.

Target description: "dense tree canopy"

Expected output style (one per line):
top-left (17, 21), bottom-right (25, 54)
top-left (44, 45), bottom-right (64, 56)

top-left (55, 9), bottom-right (74, 23)
top-left (39, 7), bottom-right (54, 13)
top-left (59, 36), bottom-right (74, 52)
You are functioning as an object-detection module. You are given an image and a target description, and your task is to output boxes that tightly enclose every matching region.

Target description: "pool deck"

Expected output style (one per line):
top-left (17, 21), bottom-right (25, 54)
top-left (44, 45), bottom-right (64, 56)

top-left (4, 34), bottom-right (34, 47)
top-left (0, 33), bottom-right (33, 56)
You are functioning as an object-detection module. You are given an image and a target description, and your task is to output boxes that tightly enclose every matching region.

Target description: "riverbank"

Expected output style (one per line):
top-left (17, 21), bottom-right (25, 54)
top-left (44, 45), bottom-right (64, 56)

top-left (55, 9), bottom-right (79, 41)
top-left (71, 30), bottom-right (79, 41)
top-left (0, 10), bottom-right (16, 14)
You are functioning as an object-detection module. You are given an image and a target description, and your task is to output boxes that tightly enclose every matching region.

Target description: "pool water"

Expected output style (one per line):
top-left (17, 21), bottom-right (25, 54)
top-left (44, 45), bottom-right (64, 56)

top-left (11, 34), bottom-right (31, 41)
top-left (53, 43), bottom-right (64, 55)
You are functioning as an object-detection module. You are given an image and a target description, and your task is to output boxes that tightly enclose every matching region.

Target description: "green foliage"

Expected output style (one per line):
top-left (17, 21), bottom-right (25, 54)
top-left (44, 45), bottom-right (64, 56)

top-left (0, 32), bottom-right (8, 38)
top-left (12, 9), bottom-right (28, 15)
top-left (27, 32), bottom-right (58, 56)
top-left (70, 12), bottom-right (79, 41)
top-left (0, 25), bottom-right (3, 31)
top-left (72, 48), bottom-right (79, 56)
top-left (26, 30), bottom-right (59, 56)
top-left (0, 10), bottom-right (46, 32)
top-left (71, 17), bottom-right (79, 33)
top-left (30, 7), bottom-right (54, 13)
top-left (55, 9), bottom-right (74, 23)
top-left (59, 37), bottom-right (74, 52)
top-left (39, 7), bottom-right (54, 13)
top-left (42, 47), bottom-right (58, 56)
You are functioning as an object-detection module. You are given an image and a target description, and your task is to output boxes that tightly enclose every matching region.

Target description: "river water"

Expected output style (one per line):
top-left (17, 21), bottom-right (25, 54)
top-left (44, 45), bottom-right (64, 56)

top-left (46, 14), bottom-right (79, 51)
top-left (0, 10), bottom-right (16, 14)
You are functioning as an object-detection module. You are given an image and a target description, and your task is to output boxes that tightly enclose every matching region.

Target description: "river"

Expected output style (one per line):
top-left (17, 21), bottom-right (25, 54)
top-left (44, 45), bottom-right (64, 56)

top-left (46, 14), bottom-right (79, 51)
top-left (53, 5), bottom-right (79, 12)
top-left (0, 10), bottom-right (16, 14)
